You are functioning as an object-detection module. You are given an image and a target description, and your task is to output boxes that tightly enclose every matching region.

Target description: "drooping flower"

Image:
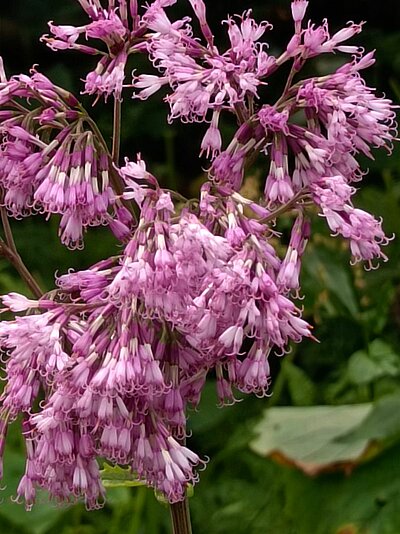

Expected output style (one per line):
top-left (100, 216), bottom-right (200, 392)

top-left (42, 2), bottom-right (133, 100)
top-left (0, 67), bottom-right (121, 248)
top-left (0, 0), bottom-right (398, 513)
top-left (310, 175), bottom-right (391, 267)
top-left (133, 9), bottom-right (275, 123)
top-left (0, 252), bottom-right (204, 507)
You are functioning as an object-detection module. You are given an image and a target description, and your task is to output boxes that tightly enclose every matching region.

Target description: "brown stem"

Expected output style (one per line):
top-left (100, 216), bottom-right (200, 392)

top-left (170, 497), bottom-right (193, 534)
top-left (83, 106), bottom-right (136, 220)
top-left (281, 62), bottom-right (298, 99)
top-left (234, 102), bottom-right (248, 125)
top-left (259, 189), bottom-right (310, 224)
top-left (0, 207), bottom-right (43, 298)
top-left (112, 97), bottom-right (122, 164)
top-left (0, 206), bottom-right (17, 254)
top-left (84, 114), bottom-right (124, 194)
top-left (0, 242), bottom-right (43, 299)
top-left (168, 360), bottom-right (193, 534)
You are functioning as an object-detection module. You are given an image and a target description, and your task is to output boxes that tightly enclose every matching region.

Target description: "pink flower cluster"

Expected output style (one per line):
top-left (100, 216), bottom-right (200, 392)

top-left (0, 0), bottom-right (397, 510)
top-left (0, 63), bottom-right (133, 247)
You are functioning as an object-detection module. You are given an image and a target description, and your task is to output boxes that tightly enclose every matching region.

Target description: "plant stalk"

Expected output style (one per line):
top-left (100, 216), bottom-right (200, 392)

top-left (170, 497), bottom-right (193, 534)
top-left (168, 383), bottom-right (193, 534)
top-left (112, 97), bottom-right (122, 164)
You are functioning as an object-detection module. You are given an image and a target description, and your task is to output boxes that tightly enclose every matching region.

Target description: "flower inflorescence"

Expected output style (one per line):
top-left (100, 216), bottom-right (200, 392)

top-left (0, 0), bottom-right (397, 509)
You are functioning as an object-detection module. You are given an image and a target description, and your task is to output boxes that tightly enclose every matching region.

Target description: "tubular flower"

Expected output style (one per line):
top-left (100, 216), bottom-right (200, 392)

top-left (0, 0), bottom-right (398, 511)
top-left (0, 68), bottom-right (122, 248)
top-left (42, 1), bottom-right (133, 101)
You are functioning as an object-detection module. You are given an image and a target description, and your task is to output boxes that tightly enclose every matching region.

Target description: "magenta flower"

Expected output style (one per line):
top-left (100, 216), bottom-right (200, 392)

top-left (43, 1), bottom-right (134, 100)
top-left (0, 67), bottom-right (127, 248)
top-left (0, 0), bottom-right (397, 516)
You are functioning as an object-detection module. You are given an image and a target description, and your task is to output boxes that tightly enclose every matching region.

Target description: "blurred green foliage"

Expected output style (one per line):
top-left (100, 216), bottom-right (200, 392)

top-left (1, 1), bottom-right (400, 533)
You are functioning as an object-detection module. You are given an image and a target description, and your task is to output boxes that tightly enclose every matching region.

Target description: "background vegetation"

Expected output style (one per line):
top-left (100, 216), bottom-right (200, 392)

top-left (1, 1), bottom-right (400, 532)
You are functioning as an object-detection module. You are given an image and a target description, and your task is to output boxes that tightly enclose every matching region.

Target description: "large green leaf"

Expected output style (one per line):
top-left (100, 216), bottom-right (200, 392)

top-left (250, 403), bottom-right (372, 475)
top-left (282, 360), bottom-right (317, 406)
top-left (338, 394), bottom-right (400, 445)
top-left (251, 393), bottom-right (400, 478)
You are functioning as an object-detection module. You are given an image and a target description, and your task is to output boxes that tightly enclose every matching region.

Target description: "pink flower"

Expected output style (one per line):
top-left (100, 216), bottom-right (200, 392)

top-left (0, 0), bottom-right (398, 512)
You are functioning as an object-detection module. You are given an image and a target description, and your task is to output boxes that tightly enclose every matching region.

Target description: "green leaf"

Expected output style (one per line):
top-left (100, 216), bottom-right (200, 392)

top-left (99, 464), bottom-right (145, 488)
top-left (251, 393), bottom-right (400, 477)
top-left (338, 393), bottom-right (400, 446)
top-left (347, 339), bottom-right (400, 386)
top-left (322, 262), bottom-right (359, 317)
top-left (369, 339), bottom-right (400, 370)
top-left (282, 360), bottom-right (317, 406)
top-left (250, 403), bottom-right (372, 475)
top-left (347, 350), bottom-right (384, 386)
top-left (302, 246), bottom-right (359, 317)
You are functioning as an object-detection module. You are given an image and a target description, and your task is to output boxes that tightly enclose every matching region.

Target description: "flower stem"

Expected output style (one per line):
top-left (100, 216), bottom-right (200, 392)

top-left (112, 97), bottom-right (122, 164)
top-left (170, 497), bottom-right (193, 534)
top-left (0, 205), bottom-right (17, 253)
top-left (259, 189), bottom-right (309, 223)
top-left (169, 415), bottom-right (193, 533)
top-left (0, 207), bottom-right (43, 298)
